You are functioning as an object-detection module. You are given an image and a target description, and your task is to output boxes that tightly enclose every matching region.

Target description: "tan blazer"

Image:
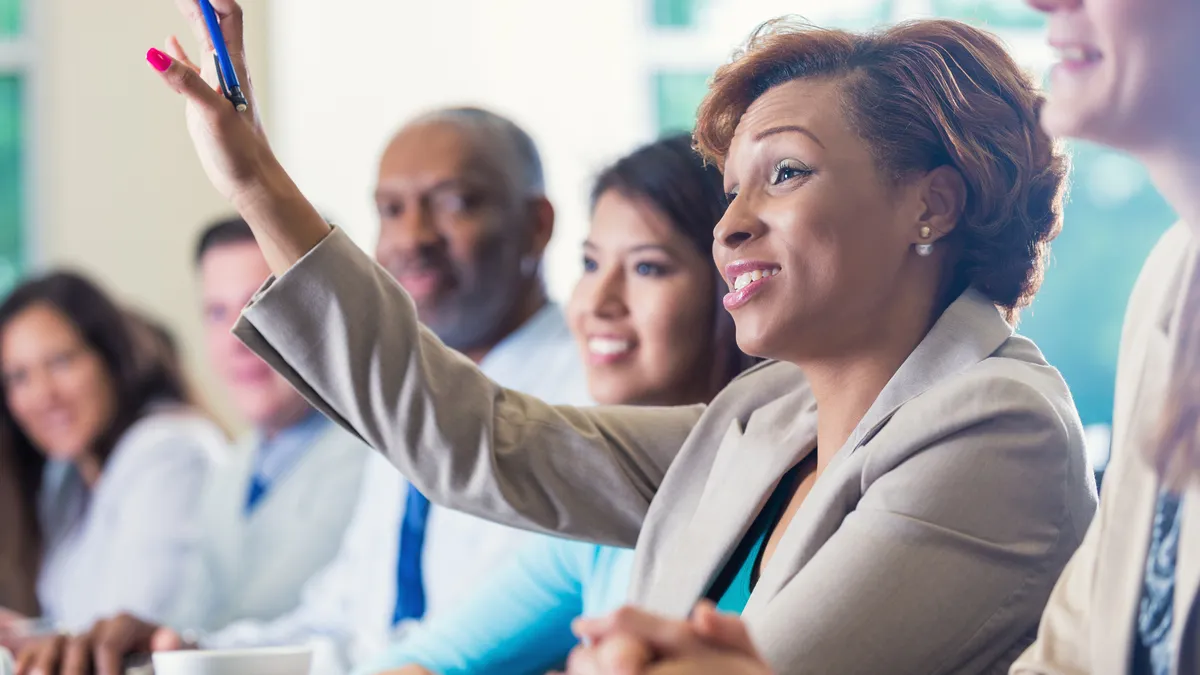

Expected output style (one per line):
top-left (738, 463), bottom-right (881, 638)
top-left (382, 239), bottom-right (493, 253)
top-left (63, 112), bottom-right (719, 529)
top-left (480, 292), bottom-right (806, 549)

top-left (233, 229), bottom-right (1097, 675)
top-left (1013, 224), bottom-right (1200, 675)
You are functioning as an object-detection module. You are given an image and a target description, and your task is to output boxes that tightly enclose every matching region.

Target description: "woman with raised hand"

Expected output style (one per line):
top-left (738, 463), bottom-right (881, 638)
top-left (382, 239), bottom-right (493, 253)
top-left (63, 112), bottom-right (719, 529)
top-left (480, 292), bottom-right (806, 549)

top-left (144, 3), bottom-right (1096, 673)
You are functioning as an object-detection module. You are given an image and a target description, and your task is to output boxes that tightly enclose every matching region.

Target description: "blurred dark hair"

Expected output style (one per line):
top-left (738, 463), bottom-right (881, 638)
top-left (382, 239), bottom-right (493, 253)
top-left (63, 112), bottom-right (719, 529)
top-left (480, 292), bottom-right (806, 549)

top-left (591, 133), bottom-right (757, 391)
top-left (194, 215), bottom-right (255, 265)
top-left (0, 272), bottom-right (191, 615)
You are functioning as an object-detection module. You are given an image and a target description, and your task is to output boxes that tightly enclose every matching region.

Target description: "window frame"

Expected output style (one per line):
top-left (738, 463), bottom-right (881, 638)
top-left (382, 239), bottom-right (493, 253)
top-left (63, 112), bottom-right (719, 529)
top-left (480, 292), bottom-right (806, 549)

top-left (0, 0), bottom-right (39, 270)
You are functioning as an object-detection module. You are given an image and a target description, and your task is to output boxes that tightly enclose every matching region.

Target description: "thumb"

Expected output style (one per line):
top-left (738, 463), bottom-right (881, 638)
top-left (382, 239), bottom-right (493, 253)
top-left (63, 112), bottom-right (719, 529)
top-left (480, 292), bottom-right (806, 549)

top-left (689, 602), bottom-right (759, 656)
top-left (145, 47), bottom-right (226, 112)
top-left (149, 629), bottom-right (183, 652)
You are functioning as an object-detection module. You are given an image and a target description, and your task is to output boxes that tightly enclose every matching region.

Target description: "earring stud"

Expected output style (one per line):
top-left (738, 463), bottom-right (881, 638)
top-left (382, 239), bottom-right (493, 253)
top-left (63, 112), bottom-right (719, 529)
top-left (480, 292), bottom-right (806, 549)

top-left (916, 226), bottom-right (934, 256)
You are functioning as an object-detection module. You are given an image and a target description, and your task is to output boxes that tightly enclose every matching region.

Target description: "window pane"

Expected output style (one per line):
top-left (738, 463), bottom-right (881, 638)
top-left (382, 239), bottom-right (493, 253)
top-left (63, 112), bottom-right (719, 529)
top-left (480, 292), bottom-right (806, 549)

top-left (653, 0), bottom-right (705, 28)
top-left (0, 76), bottom-right (23, 295)
top-left (654, 71), bottom-right (710, 134)
top-left (0, 0), bottom-right (19, 36)
top-left (931, 0), bottom-right (1045, 28)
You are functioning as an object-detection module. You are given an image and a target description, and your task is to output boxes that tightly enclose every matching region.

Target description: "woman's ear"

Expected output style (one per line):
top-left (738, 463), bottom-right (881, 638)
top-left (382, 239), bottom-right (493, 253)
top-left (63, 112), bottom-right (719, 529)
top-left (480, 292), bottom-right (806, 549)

top-left (914, 165), bottom-right (967, 244)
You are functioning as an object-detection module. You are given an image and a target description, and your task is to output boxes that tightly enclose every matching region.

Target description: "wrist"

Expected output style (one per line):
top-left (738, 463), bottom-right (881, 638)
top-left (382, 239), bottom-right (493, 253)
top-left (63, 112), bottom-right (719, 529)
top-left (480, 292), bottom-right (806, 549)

top-left (231, 159), bottom-right (332, 273)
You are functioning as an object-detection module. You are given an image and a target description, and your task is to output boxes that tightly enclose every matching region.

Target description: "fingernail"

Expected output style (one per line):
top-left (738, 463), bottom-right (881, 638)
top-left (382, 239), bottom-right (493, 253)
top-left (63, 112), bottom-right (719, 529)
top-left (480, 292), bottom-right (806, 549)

top-left (146, 48), bottom-right (171, 73)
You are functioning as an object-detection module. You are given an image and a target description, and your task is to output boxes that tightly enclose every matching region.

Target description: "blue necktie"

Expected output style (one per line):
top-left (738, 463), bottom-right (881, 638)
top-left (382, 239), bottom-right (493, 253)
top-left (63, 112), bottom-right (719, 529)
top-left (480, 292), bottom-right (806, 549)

top-left (392, 485), bottom-right (431, 624)
top-left (245, 474), bottom-right (270, 513)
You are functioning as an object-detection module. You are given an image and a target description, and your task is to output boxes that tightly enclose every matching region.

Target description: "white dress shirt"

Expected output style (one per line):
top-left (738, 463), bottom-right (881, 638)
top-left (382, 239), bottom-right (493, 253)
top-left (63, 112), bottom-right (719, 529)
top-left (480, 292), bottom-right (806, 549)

top-left (198, 303), bottom-right (590, 675)
top-left (171, 415), bottom-right (369, 630)
top-left (36, 407), bottom-right (226, 632)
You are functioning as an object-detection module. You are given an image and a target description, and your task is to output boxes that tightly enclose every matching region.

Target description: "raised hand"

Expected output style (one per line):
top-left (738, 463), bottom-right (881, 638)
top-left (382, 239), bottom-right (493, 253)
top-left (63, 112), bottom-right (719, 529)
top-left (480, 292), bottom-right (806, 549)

top-left (147, 0), bottom-right (330, 275)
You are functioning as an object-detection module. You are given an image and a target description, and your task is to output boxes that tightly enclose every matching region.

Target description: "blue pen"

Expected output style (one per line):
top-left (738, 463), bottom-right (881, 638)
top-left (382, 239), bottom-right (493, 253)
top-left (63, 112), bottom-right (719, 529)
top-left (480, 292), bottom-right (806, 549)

top-left (198, 0), bottom-right (248, 111)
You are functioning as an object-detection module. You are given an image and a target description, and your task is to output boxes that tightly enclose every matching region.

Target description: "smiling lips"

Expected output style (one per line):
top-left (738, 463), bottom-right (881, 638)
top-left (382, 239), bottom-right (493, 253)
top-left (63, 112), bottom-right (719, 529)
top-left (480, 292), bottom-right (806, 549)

top-left (724, 261), bottom-right (782, 310)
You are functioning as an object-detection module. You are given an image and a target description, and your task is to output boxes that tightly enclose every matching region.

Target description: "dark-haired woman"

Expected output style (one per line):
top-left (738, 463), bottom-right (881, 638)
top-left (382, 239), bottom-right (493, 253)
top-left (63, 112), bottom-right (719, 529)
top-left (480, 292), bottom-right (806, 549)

top-left (357, 134), bottom-right (752, 675)
top-left (0, 272), bottom-right (225, 632)
top-left (146, 4), bottom-right (1096, 673)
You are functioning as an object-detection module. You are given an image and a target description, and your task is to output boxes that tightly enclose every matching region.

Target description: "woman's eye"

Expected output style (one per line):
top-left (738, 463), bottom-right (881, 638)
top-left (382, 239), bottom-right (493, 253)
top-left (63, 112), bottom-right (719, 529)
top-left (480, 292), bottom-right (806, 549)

top-left (635, 262), bottom-right (668, 277)
top-left (771, 161), bottom-right (813, 185)
top-left (724, 190), bottom-right (739, 204)
top-left (582, 256), bottom-right (598, 273)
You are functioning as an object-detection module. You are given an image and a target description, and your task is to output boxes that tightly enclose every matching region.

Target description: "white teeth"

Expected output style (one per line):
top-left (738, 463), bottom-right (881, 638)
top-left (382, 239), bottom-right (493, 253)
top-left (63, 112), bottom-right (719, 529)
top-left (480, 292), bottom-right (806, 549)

top-left (588, 337), bottom-right (632, 356)
top-left (1056, 45), bottom-right (1098, 63)
top-left (732, 267), bottom-right (779, 291)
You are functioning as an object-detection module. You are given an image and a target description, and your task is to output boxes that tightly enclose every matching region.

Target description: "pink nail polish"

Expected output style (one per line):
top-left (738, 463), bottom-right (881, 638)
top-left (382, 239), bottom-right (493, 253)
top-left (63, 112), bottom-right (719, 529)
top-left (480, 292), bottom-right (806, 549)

top-left (146, 48), bottom-right (171, 73)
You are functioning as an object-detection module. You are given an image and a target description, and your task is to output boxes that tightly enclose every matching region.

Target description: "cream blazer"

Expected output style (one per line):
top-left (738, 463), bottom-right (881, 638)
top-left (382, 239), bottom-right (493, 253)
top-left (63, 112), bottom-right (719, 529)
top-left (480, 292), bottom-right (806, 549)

top-left (1014, 224), bottom-right (1200, 675)
top-left (234, 229), bottom-right (1097, 675)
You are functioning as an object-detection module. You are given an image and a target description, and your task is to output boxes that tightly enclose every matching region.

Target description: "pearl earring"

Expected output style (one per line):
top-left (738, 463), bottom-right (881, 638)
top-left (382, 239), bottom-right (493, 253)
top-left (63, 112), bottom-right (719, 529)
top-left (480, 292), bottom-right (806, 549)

top-left (916, 226), bottom-right (934, 257)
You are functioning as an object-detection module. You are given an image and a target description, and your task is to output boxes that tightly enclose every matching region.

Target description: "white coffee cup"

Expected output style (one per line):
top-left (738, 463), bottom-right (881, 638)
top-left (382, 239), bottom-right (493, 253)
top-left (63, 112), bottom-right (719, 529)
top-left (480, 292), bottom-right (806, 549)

top-left (152, 647), bottom-right (311, 675)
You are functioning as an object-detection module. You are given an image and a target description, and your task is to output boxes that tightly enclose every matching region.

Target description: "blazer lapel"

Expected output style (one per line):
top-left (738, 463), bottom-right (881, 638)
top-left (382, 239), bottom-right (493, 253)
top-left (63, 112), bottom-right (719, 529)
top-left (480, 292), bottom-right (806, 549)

top-left (839, 288), bottom-right (1013, 464)
top-left (643, 392), bottom-right (818, 616)
top-left (747, 289), bottom-right (1014, 612)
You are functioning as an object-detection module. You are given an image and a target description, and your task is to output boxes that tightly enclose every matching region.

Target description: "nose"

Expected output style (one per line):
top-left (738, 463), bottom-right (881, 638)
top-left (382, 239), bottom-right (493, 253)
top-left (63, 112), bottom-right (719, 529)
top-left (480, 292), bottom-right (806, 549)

top-left (377, 201), bottom-right (445, 259)
top-left (713, 199), bottom-right (765, 253)
top-left (584, 265), bottom-right (629, 321)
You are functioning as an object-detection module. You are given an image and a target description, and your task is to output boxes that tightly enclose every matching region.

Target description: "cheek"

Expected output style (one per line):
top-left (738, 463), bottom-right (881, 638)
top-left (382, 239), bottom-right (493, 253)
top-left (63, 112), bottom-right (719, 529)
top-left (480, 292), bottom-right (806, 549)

top-left (763, 198), bottom-right (845, 296)
top-left (632, 283), bottom-right (711, 369)
top-left (565, 280), bottom-right (591, 337)
top-left (5, 388), bottom-right (33, 427)
top-left (75, 363), bottom-right (117, 423)
top-left (452, 217), bottom-right (511, 271)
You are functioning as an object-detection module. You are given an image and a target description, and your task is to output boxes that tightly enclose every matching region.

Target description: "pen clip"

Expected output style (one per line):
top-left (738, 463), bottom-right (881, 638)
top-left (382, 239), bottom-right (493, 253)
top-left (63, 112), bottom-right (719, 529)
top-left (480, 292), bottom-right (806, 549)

top-left (213, 53), bottom-right (249, 112)
top-left (213, 53), bottom-right (230, 99)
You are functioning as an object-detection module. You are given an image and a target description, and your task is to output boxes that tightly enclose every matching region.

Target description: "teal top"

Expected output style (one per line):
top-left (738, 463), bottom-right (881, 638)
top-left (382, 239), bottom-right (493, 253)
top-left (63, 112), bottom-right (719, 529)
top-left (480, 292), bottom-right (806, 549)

top-left (706, 463), bottom-right (805, 614)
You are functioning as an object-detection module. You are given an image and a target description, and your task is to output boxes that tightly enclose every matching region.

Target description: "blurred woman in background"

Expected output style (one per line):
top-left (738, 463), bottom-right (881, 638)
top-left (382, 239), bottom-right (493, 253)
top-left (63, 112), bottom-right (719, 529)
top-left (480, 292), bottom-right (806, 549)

top-left (0, 272), bottom-right (225, 634)
top-left (360, 133), bottom-right (753, 675)
top-left (1011, 0), bottom-right (1200, 672)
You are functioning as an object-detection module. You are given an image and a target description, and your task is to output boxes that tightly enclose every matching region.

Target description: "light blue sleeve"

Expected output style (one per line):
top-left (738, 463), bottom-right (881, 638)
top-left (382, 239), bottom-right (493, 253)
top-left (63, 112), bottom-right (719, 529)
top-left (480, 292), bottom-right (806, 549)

top-left (354, 536), bottom-right (597, 675)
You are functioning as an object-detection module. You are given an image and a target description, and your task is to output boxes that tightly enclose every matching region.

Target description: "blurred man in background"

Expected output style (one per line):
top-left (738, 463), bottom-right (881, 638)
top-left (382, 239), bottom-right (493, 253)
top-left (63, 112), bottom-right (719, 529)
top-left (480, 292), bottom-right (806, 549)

top-left (17, 107), bottom-right (589, 675)
top-left (170, 218), bottom-right (370, 630)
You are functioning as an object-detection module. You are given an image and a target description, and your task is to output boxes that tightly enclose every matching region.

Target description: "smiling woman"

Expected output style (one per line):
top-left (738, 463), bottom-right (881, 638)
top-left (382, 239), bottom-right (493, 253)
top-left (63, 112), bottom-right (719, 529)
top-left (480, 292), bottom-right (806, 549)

top-left (0, 272), bottom-right (225, 630)
top-left (143, 2), bottom-right (1096, 672)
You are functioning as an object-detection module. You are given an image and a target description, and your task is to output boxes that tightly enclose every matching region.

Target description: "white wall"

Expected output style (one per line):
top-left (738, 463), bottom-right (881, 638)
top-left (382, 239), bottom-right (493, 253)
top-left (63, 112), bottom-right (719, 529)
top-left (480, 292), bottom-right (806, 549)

top-left (269, 0), bottom-right (653, 302)
top-left (35, 0), bottom-right (271, 432)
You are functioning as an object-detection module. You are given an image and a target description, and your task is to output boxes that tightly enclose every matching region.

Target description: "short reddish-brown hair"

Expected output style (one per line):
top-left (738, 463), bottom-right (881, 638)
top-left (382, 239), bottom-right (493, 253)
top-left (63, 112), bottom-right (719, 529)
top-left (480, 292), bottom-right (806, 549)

top-left (695, 19), bottom-right (1068, 319)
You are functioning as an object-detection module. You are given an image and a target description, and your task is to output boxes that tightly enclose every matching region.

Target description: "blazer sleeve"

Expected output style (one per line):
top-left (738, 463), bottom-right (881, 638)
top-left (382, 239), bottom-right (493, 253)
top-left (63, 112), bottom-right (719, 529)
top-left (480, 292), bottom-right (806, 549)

top-left (233, 228), bottom-right (704, 547)
top-left (749, 374), bottom-right (1093, 675)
